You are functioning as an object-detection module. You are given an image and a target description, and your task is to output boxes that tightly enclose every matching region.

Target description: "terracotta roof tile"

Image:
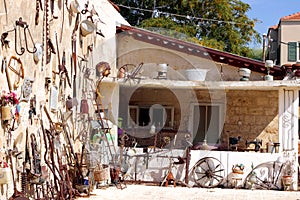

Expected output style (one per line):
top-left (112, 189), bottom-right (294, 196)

top-left (269, 25), bottom-right (278, 29)
top-left (281, 12), bottom-right (300, 21)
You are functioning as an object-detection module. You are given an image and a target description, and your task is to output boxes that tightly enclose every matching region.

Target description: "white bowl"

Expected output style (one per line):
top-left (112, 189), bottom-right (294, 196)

top-left (181, 69), bottom-right (208, 81)
top-left (238, 68), bottom-right (251, 77)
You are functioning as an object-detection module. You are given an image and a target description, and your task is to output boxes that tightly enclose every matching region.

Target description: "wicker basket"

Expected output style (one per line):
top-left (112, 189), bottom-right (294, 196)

top-left (94, 164), bottom-right (109, 182)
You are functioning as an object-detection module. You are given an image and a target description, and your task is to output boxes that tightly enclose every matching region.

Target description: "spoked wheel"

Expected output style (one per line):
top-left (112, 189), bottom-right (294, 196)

top-left (192, 157), bottom-right (225, 188)
top-left (243, 161), bottom-right (285, 190)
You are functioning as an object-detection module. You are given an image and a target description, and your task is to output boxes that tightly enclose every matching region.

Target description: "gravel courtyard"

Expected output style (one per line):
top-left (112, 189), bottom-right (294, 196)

top-left (76, 184), bottom-right (300, 200)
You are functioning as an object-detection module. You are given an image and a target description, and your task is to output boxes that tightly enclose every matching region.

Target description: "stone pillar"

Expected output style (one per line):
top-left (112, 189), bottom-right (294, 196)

top-left (278, 88), bottom-right (298, 190)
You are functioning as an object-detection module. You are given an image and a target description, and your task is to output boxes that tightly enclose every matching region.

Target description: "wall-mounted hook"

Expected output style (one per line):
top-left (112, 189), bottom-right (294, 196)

top-left (14, 17), bottom-right (37, 56)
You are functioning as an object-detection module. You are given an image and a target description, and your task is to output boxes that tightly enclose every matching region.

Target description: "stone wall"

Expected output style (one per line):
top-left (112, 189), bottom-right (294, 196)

top-left (0, 0), bottom-right (126, 198)
top-left (223, 90), bottom-right (279, 149)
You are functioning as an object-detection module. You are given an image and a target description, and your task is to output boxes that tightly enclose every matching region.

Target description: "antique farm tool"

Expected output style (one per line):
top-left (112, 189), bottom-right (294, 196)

top-left (28, 95), bottom-right (36, 125)
top-left (14, 17), bottom-right (37, 56)
top-left (53, 33), bottom-right (71, 89)
top-left (1, 56), bottom-right (7, 73)
top-left (21, 128), bottom-right (30, 195)
top-left (243, 161), bottom-right (284, 190)
top-left (35, 0), bottom-right (43, 25)
top-left (8, 149), bottom-right (30, 200)
top-left (192, 157), bottom-right (225, 188)
top-left (6, 56), bottom-right (24, 91)
top-left (30, 133), bottom-right (42, 176)
top-left (40, 117), bottom-right (61, 195)
top-left (72, 13), bottom-right (80, 79)
top-left (119, 63), bottom-right (144, 83)
top-left (45, 0), bottom-right (54, 64)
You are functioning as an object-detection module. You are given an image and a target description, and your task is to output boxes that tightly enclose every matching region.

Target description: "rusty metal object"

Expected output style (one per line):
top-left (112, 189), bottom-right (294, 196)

top-left (53, 33), bottom-right (71, 89)
top-left (8, 150), bottom-right (30, 200)
top-left (40, 117), bottom-right (60, 195)
top-left (45, 0), bottom-right (51, 64)
top-left (30, 133), bottom-right (41, 175)
top-left (185, 147), bottom-right (191, 185)
top-left (14, 17), bottom-right (37, 55)
top-left (6, 56), bottom-right (24, 90)
top-left (35, 0), bottom-right (43, 25)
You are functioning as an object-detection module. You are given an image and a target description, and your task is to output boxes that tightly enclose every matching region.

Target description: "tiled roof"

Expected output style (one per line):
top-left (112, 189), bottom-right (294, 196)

top-left (117, 25), bottom-right (284, 77)
top-left (281, 12), bottom-right (300, 21)
top-left (269, 25), bottom-right (278, 29)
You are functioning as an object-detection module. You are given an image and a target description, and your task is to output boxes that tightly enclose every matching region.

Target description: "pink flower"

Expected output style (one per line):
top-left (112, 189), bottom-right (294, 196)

top-left (1, 91), bottom-right (19, 106)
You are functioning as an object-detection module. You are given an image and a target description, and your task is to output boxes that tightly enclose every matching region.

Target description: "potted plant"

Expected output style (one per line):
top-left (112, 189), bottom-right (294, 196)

top-left (1, 90), bottom-right (19, 122)
top-left (232, 164), bottom-right (244, 174)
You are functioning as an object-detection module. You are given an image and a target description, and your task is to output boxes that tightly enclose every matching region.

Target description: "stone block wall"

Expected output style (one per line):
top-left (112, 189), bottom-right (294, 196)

top-left (223, 90), bottom-right (279, 149)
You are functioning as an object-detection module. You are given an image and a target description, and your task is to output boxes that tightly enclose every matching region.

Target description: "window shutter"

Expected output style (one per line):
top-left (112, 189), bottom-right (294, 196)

top-left (288, 42), bottom-right (297, 61)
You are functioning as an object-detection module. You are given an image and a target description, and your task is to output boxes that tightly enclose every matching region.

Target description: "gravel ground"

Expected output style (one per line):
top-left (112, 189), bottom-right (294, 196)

top-left (76, 184), bottom-right (300, 200)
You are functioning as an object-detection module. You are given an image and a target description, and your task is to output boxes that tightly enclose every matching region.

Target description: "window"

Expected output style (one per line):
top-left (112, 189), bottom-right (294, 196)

top-left (288, 42), bottom-right (297, 62)
top-left (128, 106), bottom-right (138, 128)
top-left (128, 105), bottom-right (174, 129)
top-left (192, 104), bottom-right (222, 145)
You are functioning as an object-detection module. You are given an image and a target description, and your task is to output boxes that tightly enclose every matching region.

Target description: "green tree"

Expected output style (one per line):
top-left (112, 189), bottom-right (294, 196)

top-left (114, 0), bottom-right (262, 58)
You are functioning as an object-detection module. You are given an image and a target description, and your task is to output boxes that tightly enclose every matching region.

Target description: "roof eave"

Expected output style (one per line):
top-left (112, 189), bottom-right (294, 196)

top-left (117, 25), bottom-right (284, 78)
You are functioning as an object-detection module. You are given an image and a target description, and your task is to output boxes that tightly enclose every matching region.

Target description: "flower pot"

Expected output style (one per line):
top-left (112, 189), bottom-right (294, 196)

top-left (1, 105), bottom-right (11, 121)
top-left (282, 175), bottom-right (293, 187)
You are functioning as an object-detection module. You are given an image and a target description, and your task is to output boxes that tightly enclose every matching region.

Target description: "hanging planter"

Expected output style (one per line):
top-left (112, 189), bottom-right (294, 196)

top-left (1, 91), bottom-right (19, 122)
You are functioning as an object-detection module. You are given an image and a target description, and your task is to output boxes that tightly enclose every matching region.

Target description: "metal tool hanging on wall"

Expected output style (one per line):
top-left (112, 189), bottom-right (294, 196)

top-left (14, 17), bottom-right (37, 56)
top-left (35, 0), bottom-right (43, 25)
top-left (45, 0), bottom-right (56, 64)
top-left (5, 56), bottom-right (24, 91)
top-left (53, 33), bottom-right (71, 89)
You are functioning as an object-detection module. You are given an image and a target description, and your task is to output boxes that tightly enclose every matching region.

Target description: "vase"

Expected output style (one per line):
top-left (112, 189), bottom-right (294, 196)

top-left (1, 105), bottom-right (11, 121)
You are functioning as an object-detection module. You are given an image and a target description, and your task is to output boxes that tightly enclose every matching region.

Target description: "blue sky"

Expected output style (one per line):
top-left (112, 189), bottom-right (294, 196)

top-left (243, 0), bottom-right (299, 46)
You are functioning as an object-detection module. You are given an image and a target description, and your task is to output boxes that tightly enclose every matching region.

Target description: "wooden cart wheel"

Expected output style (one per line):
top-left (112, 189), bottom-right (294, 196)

top-left (243, 161), bottom-right (284, 190)
top-left (192, 157), bottom-right (225, 188)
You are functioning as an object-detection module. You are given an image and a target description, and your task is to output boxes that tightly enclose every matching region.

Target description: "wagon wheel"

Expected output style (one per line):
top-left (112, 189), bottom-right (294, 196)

top-left (243, 161), bottom-right (284, 190)
top-left (192, 157), bottom-right (225, 188)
